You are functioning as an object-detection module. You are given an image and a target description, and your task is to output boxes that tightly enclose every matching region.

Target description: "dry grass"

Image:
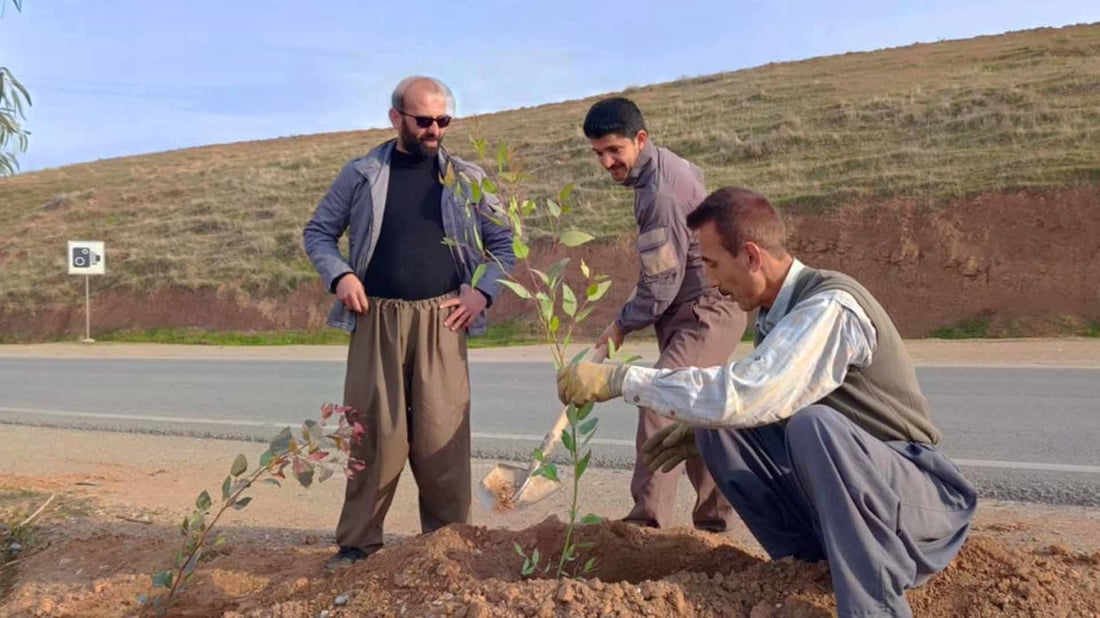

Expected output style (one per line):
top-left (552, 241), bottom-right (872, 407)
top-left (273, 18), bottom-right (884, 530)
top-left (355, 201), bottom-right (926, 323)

top-left (0, 23), bottom-right (1097, 310)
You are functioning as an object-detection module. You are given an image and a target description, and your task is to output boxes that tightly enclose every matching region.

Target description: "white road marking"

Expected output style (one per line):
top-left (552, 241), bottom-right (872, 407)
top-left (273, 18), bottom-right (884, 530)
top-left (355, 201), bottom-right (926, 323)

top-left (3, 406), bottom-right (1100, 474)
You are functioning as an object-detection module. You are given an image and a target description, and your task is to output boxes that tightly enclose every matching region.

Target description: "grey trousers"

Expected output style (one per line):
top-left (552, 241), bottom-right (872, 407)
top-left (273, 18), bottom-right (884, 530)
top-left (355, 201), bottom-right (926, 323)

top-left (697, 405), bottom-right (977, 617)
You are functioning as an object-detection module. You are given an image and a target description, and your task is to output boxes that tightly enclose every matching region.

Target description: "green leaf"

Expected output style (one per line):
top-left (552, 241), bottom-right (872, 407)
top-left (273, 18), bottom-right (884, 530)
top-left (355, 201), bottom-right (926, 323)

top-left (575, 306), bottom-right (595, 324)
top-left (499, 279), bottom-right (531, 299)
top-left (586, 280), bottom-right (613, 302)
top-left (569, 348), bottom-right (590, 366)
top-left (581, 513), bottom-right (602, 526)
top-left (262, 478), bottom-right (281, 488)
top-left (214, 534), bottom-right (227, 546)
top-left (580, 259), bottom-right (590, 279)
top-left (536, 293), bottom-right (553, 324)
top-left (531, 548), bottom-right (540, 565)
top-left (560, 230), bottom-right (595, 247)
top-left (521, 199), bottom-right (537, 217)
top-left (180, 516), bottom-right (189, 534)
top-left (530, 269), bottom-right (550, 286)
top-left (232, 496), bottom-right (253, 510)
top-left (533, 447), bottom-right (545, 462)
top-left (268, 427), bottom-right (293, 456)
top-left (471, 263), bottom-right (487, 288)
top-left (259, 449), bottom-right (274, 469)
top-left (470, 180), bottom-right (482, 204)
top-left (579, 417), bottom-right (598, 435)
top-left (535, 463), bottom-right (559, 482)
top-left (512, 236), bottom-right (530, 260)
top-left (576, 451), bottom-right (592, 478)
top-left (522, 559), bottom-right (534, 576)
top-left (497, 141), bottom-right (509, 170)
top-left (561, 284), bottom-right (577, 318)
top-left (513, 542), bottom-right (525, 557)
top-left (481, 176), bottom-right (498, 195)
top-left (303, 420), bottom-right (323, 445)
top-left (547, 258), bottom-right (570, 287)
top-left (558, 183), bottom-right (575, 205)
top-left (583, 557), bottom-right (597, 573)
top-left (549, 315), bottom-right (560, 333)
top-left (546, 199), bottom-right (562, 218)
top-left (230, 453), bottom-right (247, 477)
top-left (576, 401), bottom-right (595, 421)
top-left (221, 475), bottom-right (231, 501)
top-left (195, 490), bottom-right (212, 512)
top-left (566, 403), bottom-right (579, 426)
top-left (152, 571), bottom-right (172, 589)
top-left (508, 210), bottom-right (524, 238)
top-left (561, 429), bottom-right (575, 453)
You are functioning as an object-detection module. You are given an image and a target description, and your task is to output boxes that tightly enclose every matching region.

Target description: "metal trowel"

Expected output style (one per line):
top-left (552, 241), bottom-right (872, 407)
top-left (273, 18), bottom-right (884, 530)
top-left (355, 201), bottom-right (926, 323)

top-left (476, 343), bottom-right (609, 512)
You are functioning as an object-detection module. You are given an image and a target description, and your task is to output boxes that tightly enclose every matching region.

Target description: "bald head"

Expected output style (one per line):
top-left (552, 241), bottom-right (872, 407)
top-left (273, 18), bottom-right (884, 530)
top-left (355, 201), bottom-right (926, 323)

top-left (388, 75), bottom-right (455, 158)
top-left (391, 76), bottom-right (454, 115)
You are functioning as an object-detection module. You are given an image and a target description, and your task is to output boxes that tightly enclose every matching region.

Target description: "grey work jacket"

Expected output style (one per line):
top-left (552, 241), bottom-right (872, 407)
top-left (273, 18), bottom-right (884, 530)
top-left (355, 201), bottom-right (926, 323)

top-left (616, 141), bottom-right (710, 335)
top-left (302, 139), bottom-right (516, 336)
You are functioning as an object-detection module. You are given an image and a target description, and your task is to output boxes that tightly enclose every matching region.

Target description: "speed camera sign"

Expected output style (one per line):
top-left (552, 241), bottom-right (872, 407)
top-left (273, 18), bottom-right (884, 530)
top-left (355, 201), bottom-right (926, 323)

top-left (68, 240), bottom-right (106, 275)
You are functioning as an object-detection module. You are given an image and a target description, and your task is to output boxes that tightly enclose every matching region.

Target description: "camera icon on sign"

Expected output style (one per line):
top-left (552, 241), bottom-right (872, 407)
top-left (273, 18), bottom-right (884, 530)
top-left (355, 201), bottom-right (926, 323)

top-left (71, 247), bottom-right (101, 269)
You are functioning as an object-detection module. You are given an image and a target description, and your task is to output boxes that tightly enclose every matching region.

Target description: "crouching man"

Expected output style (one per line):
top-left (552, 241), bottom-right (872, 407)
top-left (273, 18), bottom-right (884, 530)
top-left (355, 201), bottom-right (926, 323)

top-left (556, 186), bottom-right (977, 617)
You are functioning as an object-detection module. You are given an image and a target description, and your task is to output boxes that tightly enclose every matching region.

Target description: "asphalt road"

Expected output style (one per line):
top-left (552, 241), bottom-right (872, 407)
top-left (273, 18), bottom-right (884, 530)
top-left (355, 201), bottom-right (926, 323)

top-left (1, 358), bottom-right (1098, 506)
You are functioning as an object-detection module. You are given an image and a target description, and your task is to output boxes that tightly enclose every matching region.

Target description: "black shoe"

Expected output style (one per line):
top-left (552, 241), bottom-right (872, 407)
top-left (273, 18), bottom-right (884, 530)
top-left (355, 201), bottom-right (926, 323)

top-left (325, 546), bottom-right (372, 572)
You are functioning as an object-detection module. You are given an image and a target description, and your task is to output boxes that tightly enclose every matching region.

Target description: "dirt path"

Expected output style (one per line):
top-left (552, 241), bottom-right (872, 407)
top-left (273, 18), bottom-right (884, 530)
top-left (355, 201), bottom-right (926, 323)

top-left (2, 425), bottom-right (1100, 617)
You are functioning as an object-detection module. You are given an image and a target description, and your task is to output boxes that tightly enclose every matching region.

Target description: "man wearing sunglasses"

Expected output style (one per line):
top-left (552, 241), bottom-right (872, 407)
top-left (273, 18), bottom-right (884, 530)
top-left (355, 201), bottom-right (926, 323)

top-left (304, 75), bottom-right (515, 570)
top-left (582, 96), bottom-right (747, 533)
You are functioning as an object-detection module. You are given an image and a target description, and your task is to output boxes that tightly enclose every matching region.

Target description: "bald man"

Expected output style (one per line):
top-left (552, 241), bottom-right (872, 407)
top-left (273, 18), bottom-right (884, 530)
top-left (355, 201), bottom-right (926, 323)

top-left (304, 76), bottom-right (516, 570)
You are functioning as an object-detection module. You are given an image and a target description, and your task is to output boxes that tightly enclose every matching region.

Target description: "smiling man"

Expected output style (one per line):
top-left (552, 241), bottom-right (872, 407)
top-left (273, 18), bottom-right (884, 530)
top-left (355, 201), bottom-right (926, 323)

top-left (581, 97), bottom-right (746, 533)
top-left (304, 75), bottom-right (515, 571)
top-left (557, 187), bottom-right (977, 617)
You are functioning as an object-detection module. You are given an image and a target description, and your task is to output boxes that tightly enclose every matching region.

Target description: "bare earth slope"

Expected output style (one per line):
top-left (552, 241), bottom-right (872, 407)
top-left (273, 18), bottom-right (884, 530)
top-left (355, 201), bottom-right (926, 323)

top-left (0, 24), bottom-right (1097, 340)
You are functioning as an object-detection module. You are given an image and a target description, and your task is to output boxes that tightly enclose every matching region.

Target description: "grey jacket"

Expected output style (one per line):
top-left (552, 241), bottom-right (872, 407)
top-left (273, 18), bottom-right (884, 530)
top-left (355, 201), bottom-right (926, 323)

top-left (616, 141), bottom-right (711, 335)
top-left (303, 139), bottom-right (516, 336)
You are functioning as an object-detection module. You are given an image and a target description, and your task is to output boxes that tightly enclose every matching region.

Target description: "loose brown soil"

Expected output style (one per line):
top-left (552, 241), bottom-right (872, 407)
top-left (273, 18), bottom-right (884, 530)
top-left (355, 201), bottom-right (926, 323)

top-left (2, 422), bottom-right (1100, 615)
top-left (2, 186), bottom-right (1098, 341)
top-left (3, 428), bottom-right (1100, 617)
top-left (3, 512), bottom-right (1099, 618)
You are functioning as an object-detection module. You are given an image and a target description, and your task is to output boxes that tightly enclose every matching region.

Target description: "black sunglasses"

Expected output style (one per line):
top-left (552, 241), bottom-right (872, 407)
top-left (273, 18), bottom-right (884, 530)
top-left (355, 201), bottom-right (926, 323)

top-left (397, 109), bottom-right (452, 129)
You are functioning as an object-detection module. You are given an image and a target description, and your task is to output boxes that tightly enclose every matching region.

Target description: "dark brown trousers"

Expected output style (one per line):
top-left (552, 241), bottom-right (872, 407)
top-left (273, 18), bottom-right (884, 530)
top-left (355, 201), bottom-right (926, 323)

top-left (335, 292), bottom-right (471, 551)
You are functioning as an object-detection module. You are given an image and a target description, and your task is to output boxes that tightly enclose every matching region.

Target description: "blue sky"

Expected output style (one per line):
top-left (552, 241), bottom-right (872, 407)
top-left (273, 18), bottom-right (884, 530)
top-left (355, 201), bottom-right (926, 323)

top-left (1, 0), bottom-right (1096, 172)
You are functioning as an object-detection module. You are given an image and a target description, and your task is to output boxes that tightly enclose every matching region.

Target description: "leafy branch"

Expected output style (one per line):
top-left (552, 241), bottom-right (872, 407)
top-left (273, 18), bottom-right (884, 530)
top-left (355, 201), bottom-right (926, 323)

top-left (0, 0), bottom-right (32, 176)
top-left (140, 404), bottom-right (366, 615)
top-left (445, 135), bottom-right (630, 580)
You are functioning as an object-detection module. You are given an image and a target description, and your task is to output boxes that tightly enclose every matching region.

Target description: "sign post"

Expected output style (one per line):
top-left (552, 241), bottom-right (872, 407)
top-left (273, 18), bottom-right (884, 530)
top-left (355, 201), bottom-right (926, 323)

top-left (67, 240), bottom-right (106, 343)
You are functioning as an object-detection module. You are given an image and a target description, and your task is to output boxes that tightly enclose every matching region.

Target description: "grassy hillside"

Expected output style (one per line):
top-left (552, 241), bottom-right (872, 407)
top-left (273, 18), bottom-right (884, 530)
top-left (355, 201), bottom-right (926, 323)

top-left (0, 23), bottom-right (1097, 313)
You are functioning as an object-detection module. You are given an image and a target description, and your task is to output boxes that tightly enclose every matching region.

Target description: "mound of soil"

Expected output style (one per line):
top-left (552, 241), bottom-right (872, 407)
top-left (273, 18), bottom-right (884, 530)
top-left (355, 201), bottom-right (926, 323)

top-left (8, 515), bottom-right (1098, 618)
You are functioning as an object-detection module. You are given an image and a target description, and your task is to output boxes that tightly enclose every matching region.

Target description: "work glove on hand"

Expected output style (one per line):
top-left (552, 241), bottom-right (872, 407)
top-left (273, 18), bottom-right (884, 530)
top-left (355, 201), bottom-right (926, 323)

top-left (642, 422), bottom-right (699, 472)
top-left (556, 361), bottom-right (629, 407)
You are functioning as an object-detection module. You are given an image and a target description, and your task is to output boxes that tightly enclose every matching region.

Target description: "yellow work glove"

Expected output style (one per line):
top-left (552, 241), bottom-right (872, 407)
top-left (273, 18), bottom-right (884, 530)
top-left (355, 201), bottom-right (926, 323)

top-left (556, 361), bottom-right (629, 406)
top-left (641, 422), bottom-right (699, 473)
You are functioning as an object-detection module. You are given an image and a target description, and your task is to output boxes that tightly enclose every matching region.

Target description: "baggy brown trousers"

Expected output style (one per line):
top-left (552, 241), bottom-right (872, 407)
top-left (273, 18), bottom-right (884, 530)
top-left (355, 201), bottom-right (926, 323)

top-left (625, 288), bottom-right (747, 530)
top-left (335, 291), bottom-right (471, 551)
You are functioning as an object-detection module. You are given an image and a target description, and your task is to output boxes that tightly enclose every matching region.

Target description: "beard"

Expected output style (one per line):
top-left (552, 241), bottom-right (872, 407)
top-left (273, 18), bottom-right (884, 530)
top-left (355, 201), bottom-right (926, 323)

top-left (399, 123), bottom-right (442, 159)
